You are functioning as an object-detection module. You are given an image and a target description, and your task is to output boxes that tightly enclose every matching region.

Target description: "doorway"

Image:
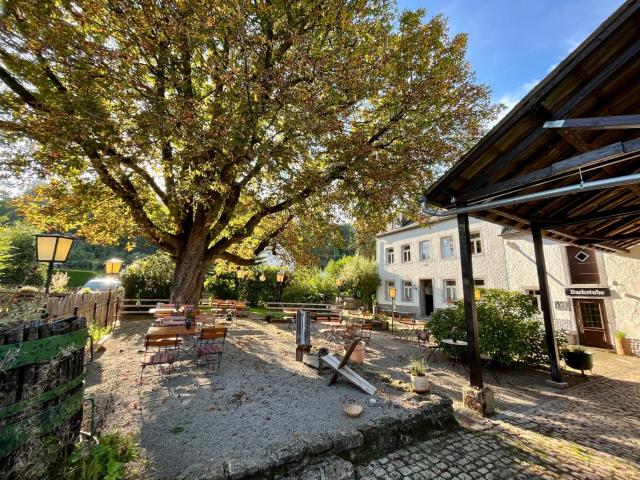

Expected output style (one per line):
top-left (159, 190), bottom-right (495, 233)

top-left (421, 279), bottom-right (434, 316)
top-left (573, 299), bottom-right (611, 349)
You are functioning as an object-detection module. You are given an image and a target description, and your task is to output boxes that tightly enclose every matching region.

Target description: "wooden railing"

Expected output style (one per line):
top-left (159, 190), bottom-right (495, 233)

top-left (265, 302), bottom-right (336, 312)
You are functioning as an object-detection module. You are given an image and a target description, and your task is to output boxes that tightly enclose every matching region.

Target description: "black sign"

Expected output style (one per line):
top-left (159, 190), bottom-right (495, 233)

top-left (565, 287), bottom-right (610, 297)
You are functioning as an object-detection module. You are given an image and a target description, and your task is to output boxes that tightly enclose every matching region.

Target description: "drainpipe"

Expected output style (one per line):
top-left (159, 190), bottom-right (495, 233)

top-left (421, 173), bottom-right (640, 216)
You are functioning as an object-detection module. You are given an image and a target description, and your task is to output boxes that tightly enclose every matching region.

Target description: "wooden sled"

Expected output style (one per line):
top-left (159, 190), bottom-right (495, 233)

top-left (321, 339), bottom-right (376, 395)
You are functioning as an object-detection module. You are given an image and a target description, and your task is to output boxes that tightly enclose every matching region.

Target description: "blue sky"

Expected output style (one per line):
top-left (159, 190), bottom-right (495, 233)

top-left (397, 0), bottom-right (626, 113)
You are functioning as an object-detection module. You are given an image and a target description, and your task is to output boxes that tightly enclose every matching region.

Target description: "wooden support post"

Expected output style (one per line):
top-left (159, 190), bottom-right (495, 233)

top-left (531, 225), bottom-right (564, 384)
top-left (457, 213), bottom-right (483, 388)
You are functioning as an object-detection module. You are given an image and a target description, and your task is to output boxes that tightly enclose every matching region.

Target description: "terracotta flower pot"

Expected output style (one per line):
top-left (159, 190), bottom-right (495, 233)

top-left (615, 338), bottom-right (633, 356)
top-left (410, 374), bottom-right (430, 393)
top-left (345, 341), bottom-right (366, 363)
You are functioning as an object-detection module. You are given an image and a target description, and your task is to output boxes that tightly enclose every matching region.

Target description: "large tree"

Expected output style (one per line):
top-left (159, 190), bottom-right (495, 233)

top-left (0, 1), bottom-right (497, 303)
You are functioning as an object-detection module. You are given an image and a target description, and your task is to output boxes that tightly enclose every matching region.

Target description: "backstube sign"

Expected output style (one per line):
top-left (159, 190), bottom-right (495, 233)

top-left (564, 287), bottom-right (611, 297)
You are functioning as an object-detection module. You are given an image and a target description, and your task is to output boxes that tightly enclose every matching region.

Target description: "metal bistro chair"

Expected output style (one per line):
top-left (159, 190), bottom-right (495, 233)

top-left (416, 328), bottom-right (440, 364)
top-left (194, 327), bottom-right (228, 372)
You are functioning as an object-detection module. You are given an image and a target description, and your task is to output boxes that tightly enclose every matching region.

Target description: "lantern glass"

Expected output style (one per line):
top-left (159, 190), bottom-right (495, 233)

top-left (105, 258), bottom-right (123, 274)
top-left (276, 272), bottom-right (285, 283)
top-left (36, 234), bottom-right (74, 262)
top-left (259, 273), bottom-right (266, 282)
top-left (335, 278), bottom-right (343, 287)
top-left (237, 269), bottom-right (248, 279)
top-left (388, 286), bottom-right (397, 299)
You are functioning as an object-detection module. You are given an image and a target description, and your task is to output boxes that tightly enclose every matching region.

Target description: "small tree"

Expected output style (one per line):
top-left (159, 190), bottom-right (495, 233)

top-left (337, 256), bottom-right (380, 310)
top-left (0, 221), bottom-right (44, 285)
top-left (120, 252), bottom-right (175, 299)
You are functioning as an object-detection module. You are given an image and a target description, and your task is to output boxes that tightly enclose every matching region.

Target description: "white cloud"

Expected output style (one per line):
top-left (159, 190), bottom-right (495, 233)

top-left (488, 78), bottom-right (540, 128)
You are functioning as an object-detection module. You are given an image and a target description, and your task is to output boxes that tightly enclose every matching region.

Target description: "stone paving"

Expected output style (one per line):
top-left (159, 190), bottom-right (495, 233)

top-left (355, 367), bottom-right (640, 479)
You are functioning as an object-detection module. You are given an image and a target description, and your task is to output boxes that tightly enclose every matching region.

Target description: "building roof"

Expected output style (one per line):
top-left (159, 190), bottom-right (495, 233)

top-left (424, 0), bottom-right (640, 254)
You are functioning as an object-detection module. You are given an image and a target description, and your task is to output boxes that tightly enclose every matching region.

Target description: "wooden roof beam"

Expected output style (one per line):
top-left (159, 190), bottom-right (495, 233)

top-left (458, 138), bottom-right (640, 203)
top-left (544, 114), bottom-right (640, 130)
top-left (534, 205), bottom-right (640, 228)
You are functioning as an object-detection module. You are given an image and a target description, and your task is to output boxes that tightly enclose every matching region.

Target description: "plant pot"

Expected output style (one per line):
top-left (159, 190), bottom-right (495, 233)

top-left (345, 341), bottom-right (366, 364)
top-left (410, 374), bottom-right (430, 393)
top-left (615, 338), bottom-right (633, 356)
top-left (564, 351), bottom-right (593, 373)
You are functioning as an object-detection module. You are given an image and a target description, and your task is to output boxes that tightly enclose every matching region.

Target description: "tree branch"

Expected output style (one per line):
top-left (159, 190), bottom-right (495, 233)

top-left (0, 64), bottom-right (49, 112)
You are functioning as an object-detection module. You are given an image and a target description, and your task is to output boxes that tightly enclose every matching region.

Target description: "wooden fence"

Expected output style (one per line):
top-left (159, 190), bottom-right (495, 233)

top-left (46, 290), bottom-right (121, 329)
top-left (0, 315), bottom-right (87, 468)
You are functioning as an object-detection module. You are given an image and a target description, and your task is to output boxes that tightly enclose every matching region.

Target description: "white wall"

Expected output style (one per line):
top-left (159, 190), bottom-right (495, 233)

top-left (603, 251), bottom-right (640, 338)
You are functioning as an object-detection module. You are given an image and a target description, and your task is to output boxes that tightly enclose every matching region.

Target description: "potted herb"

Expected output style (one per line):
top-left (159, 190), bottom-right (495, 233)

top-left (409, 358), bottom-right (430, 393)
top-left (563, 347), bottom-right (593, 376)
top-left (615, 331), bottom-right (632, 356)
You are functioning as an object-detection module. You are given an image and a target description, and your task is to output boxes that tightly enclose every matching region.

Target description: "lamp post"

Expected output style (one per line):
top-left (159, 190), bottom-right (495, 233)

top-left (236, 268), bottom-right (248, 298)
top-left (388, 286), bottom-right (397, 335)
top-left (35, 234), bottom-right (75, 294)
top-left (276, 271), bottom-right (285, 302)
top-left (335, 278), bottom-right (343, 303)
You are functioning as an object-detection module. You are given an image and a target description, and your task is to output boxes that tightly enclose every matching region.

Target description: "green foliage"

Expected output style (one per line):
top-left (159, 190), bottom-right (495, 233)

top-left (336, 256), bottom-right (380, 307)
top-left (203, 275), bottom-right (237, 301)
top-left (55, 269), bottom-right (96, 288)
top-left (89, 323), bottom-right (111, 343)
top-left (0, 221), bottom-right (45, 285)
top-left (615, 331), bottom-right (627, 340)
top-left (409, 357), bottom-right (427, 376)
top-left (430, 288), bottom-right (564, 367)
top-left (62, 433), bottom-right (138, 480)
top-left (121, 252), bottom-right (174, 299)
top-left (282, 267), bottom-right (336, 303)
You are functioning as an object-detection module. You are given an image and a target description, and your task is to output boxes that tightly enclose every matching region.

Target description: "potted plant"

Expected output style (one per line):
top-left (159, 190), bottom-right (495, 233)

top-left (563, 347), bottom-right (593, 376)
top-left (615, 331), bottom-right (632, 356)
top-left (409, 358), bottom-right (430, 393)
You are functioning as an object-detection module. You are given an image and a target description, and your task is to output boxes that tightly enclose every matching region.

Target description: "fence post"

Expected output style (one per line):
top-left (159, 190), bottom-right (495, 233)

top-left (92, 301), bottom-right (97, 323)
top-left (73, 305), bottom-right (78, 316)
top-left (114, 297), bottom-right (120, 325)
top-left (104, 289), bottom-right (112, 327)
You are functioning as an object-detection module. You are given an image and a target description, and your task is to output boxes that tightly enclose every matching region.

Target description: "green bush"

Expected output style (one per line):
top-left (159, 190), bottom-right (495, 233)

top-left (282, 266), bottom-right (336, 303)
top-left (335, 255), bottom-right (379, 308)
top-left (55, 269), bottom-right (96, 288)
top-left (430, 288), bottom-right (564, 367)
top-left (0, 221), bottom-right (45, 285)
top-left (121, 252), bottom-right (174, 299)
top-left (62, 432), bottom-right (138, 480)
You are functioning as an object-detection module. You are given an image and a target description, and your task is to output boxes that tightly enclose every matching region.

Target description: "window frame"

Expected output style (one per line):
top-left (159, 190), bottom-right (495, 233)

top-left (470, 232), bottom-right (483, 255)
top-left (419, 240), bottom-right (430, 261)
top-left (401, 244), bottom-right (411, 263)
top-left (385, 246), bottom-right (395, 264)
top-left (443, 279), bottom-right (458, 303)
top-left (440, 236), bottom-right (456, 259)
top-left (402, 280), bottom-right (413, 302)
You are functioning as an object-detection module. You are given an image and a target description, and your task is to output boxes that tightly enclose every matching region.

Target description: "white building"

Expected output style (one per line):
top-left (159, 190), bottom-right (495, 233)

top-left (376, 217), bottom-right (640, 354)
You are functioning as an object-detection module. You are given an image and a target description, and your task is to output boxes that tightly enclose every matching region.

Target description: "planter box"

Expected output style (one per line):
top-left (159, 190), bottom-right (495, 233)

top-left (303, 353), bottom-right (321, 369)
top-left (564, 351), bottom-right (593, 372)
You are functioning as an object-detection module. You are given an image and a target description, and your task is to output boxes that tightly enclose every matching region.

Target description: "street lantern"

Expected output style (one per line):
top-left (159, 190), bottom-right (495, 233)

top-left (276, 272), bottom-right (285, 283)
top-left (105, 258), bottom-right (123, 275)
top-left (35, 234), bottom-right (75, 293)
top-left (259, 273), bottom-right (266, 282)
top-left (388, 286), bottom-right (397, 335)
top-left (335, 278), bottom-right (343, 287)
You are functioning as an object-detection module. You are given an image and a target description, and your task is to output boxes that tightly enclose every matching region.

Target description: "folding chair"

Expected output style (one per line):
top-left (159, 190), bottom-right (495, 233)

top-left (140, 334), bottom-right (179, 383)
top-left (359, 323), bottom-right (373, 347)
top-left (194, 327), bottom-right (227, 372)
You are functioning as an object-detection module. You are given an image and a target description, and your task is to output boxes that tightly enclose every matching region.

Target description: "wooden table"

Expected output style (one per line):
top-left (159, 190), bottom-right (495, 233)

top-left (147, 325), bottom-right (201, 337)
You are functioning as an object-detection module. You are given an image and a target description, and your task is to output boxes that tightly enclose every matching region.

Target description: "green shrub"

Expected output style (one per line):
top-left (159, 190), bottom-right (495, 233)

top-left (615, 331), bottom-right (627, 340)
top-left (409, 357), bottom-right (427, 376)
top-left (0, 221), bottom-right (45, 285)
top-left (282, 266), bottom-right (336, 303)
top-left (335, 256), bottom-right (379, 309)
top-left (430, 288), bottom-right (565, 367)
top-left (62, 432), bottom-right (138, 480)
top-left (55, 269), bottom-right (96, 288)
top-left (121, 252), bottom-right (174, 299)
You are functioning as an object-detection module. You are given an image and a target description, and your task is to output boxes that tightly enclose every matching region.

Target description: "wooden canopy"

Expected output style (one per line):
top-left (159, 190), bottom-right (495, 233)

top-left (425, 0), bottom-right (640, 254)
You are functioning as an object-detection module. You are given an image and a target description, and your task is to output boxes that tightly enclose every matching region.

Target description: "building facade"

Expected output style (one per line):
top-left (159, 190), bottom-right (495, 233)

top-left (376, 217), bottom-right (640, 354)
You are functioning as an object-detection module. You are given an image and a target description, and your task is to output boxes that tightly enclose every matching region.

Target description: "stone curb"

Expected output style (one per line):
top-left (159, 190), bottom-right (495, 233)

top-left (177, 394), bottom-right (456, 480)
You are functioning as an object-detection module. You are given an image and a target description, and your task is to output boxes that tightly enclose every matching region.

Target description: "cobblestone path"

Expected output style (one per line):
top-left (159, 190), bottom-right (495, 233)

top-left (356, 370), bottom-right (640, 479)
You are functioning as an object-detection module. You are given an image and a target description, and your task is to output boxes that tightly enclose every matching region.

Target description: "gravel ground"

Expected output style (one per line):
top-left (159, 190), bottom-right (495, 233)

top-left (85, 317), bottom-right (412, 479)
top-left (85, 315), bottom-right (589, 478)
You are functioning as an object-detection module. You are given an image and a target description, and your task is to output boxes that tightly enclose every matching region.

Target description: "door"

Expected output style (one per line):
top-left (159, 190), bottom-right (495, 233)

top-left (574, 299), bottom-right (611, 349)
top-left (422, 280), bottom-right (434, 316)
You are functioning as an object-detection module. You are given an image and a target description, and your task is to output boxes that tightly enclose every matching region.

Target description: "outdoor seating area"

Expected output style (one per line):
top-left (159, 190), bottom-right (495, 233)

top-left (84, 307), bottom-right (599, 478)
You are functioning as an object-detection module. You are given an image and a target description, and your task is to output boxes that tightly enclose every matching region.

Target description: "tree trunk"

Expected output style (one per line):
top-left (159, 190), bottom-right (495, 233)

top-left (170, 220), bottom-right (210, 305)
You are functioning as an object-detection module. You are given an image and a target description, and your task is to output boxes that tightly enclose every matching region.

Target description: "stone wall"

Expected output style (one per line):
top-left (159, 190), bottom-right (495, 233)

top-left (177, 395), bottom-right (455, 480)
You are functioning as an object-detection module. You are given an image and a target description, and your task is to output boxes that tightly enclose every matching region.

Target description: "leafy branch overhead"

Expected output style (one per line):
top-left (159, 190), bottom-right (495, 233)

top-left (0, 1), bottom-right (498, 301)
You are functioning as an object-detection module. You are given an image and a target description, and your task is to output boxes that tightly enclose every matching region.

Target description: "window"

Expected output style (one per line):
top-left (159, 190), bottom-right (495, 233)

top-left (385, 247), bottom-right (394, 264)
top-left (525, 289), bottom-right (541, 312)
top-left (470, 232), bottom-right (482, 254)
top-left (403, 281), bottom-right (413, 301)
top-left (474, 279), bottom-right (485, 288)
top-left (401, 244), bottom-right (411, 263)
top-left (385, 280), bottom-right (396, 300)
top-left (441, 236), bottom-right (455, 258)
top-left (444, 280), bottom-right (457, 303)
top-left (419, 240), bottom-right (430, 260)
